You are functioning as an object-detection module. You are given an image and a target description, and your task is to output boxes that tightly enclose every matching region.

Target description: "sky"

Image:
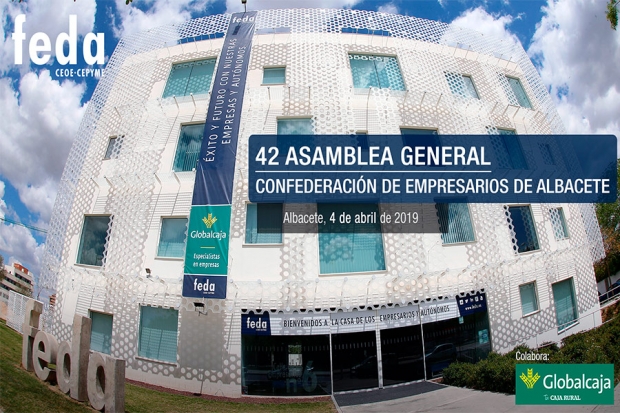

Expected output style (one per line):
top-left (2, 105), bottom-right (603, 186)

top-left (0, 0), bottom-right (619, 286)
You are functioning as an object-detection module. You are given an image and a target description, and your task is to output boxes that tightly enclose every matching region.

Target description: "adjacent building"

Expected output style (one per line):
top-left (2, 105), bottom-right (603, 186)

top-left (39, 9), bottom-right (604, 397)
top-left (2, 262), bottom-right (34, 301)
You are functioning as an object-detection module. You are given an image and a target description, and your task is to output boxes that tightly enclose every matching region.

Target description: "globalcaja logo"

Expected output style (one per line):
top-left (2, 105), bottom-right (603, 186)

top-left (520, 368), bottom-right (541, 389)
top-left (516, 364), bottom-right (614, 405)
top-left (202, 214), bottom-right (217, 229)
top-left (11, 14), bottom-right (105, 78)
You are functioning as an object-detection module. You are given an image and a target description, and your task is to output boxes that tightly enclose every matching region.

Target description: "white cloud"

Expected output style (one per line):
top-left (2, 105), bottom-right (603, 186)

top-left (0, 179), bottom-right (44, 276)
top-left (378, 3), bottom-right (399, 15)
top-left (1, 0), bottom-right (97, 74)
top-left (0, 180), bottom-right (7, 220)
top-left (0, 222), bottom-right (45, 277)
top-left (449, 7), bottom-right (520, 50)
top-left (112, 0), bottom-right (213, 39)
top-left (529, 0), bottom-right (620, 148)
top-left (224, 0), bottom-right (362, 13)
top-left (0, 70), bottom-right (87, 222)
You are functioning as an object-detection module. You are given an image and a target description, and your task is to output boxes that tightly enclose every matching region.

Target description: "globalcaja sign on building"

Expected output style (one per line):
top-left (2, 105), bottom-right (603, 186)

top-left (516, 364), bottom-right (614, 405)
top-left (182, 11), bottom-right (256, 300)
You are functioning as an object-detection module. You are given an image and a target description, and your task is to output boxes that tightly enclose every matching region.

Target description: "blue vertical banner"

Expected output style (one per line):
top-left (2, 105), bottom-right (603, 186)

top-left (182, 11), bottom-right (257, 299)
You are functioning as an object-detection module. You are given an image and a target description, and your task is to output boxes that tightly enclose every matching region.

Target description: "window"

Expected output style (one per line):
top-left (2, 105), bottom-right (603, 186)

top-left (173, 124), bottom-right (204, 172)
top-left (138, 306), bottom-right (178, 363)
top-left (550, 207), bottom-right (569, 240)
top-left (401, 129), bottom-right (440, 165)
top-left (400, 128), bottom-right (438, 135)
top-left (349, 54), bottom-right (405, 91)
top-left (519, 282), bottom-right (539, 316)
top-left (552, 278), bottom-right (578, 331)
top-left (487, 128), bottom-right (527, 169)
top-left (245, 204), bottom-right (283, 244)
top-left (445, 73), bottom-right (479, 99)
top-left (318, 204), bottom-right (385, 274)
top-left (436, 203), bottom-right (475, 244)
top-left (157, 218), bottom-right (188, 257)
top-left (77, 216), bottom-right (111, 266)
top-left (277, 118), bottom-right (313, 135)
top-left (90, 311), bottom-right (113, 354)
top-left (505, 76), bottom-right (532, 109)
top-left (104, 136), bottom-right (121, 160)
top-left (263, 67), bottom-right (286, 84)
top-left (506, 206), bottom-right (540, 253)
top-left (162, 58), bottom-right (216, 98)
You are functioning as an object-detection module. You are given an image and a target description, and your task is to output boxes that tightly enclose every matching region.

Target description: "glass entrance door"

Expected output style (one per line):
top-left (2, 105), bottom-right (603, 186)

top-left (380, 324), bottom-right (425, 385)
top-left (331, 331), bottom-right (379, 392)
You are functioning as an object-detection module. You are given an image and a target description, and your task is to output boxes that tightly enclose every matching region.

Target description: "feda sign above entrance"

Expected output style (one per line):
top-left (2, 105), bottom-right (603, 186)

top-left (241, 293), bottom-right (487, 336)
top-left (22, 299), bottom-right (124, 413)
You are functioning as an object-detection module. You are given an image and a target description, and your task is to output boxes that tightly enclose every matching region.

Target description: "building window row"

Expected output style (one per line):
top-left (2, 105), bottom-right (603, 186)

top-left (161, 55), bottom-right (533, 109)
top-left (518, 277), bottom-right (578, 332)
top-left (162, 58), bottom-right (216, 99)
top-left (87, 306), bottom-right (178, 363)
top-left (76, 205), bottom-right (566, 274)
top-left (158, 122), bottom-right (536, 172)
top-left (87, 274), bottom-right (579, 366)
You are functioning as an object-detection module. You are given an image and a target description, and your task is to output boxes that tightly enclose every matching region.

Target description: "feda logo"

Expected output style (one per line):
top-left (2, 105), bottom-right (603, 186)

top-left (232, 15), bottom-right (255, 23)
top-left (241, 311), bottom-right (271, 336)
top-left (520, 368), bottom-right (541, 389)
top-left (193, 277), bottom-right (215, 292)
top-left (12, 14), bottom-right (104, 67)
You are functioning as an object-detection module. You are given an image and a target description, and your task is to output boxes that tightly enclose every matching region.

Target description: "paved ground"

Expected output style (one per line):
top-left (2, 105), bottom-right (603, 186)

top-left (334, 382), bottom-right (620, 413)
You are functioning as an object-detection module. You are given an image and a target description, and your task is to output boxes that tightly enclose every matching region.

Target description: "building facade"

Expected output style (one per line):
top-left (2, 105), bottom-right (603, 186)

top-left (2, 262), bottom-right (33, 301)
top-left (1, 262), bottom-right (34, 320)
top-left (40, 9), bottom-right (604, 397)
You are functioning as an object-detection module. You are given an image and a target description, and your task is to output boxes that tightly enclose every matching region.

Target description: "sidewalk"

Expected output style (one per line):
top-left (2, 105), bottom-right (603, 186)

top-left (336, 383), bottom-right (620, 413)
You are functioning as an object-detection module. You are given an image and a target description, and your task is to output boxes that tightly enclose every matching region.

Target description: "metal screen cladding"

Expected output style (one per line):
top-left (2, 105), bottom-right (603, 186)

top-left (41, 9), bottom-right (604, 397)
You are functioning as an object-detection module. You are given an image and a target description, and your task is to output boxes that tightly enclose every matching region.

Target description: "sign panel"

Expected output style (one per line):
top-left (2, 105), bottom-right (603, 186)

top-left (183, 205), bottom-right (230, 276)
top-left (516, 364), bottom-right (614, 405)
top-left (419, 298), bottom-right (460, 324)
top-left (329, 309), bottom-right (377, 334)
top-left (249, 134), bottom-right (618, 204)
top-left (192, 11), bottom-right (257, 206)
top-left (239, 293), bottom-right (488, 336)
top-left (241, 311), bottom-right (271, 336)
top-left (377, 305), bottom-right (421, 330)
top-left (270, 313), bottom-right (331, 336)
top-left (456, 291), bottom-right (487, 316)
top-left (182, 204), bottom-right (230, 297)
top-left (183, 11), bottom-right (256, 299)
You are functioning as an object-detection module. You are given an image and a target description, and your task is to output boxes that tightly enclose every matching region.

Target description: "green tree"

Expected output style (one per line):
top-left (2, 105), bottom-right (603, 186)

top-left (0, 255), bottom-right (6, 285)
top-left (595, 160), bottom-right (620, 282)
top-left (608, 1), bottom-right (619, 30)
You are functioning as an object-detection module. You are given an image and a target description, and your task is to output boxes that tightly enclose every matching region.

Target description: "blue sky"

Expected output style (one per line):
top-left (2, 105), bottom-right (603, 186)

top-left (1, 0), bottom-right (619, 283)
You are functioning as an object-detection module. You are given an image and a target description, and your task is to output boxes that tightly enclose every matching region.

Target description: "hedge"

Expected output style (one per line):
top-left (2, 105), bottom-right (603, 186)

top-left (442, 311), bottom-right (620, 394)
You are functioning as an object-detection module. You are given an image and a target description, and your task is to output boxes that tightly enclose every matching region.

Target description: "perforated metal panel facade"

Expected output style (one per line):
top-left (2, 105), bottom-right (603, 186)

top-left (41, 9), bottom-right (604, 396)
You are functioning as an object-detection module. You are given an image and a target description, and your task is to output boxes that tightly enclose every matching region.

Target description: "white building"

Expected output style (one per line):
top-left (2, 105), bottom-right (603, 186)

top-left (40, 9), bottom-right (604, 397)
top-left (2, 262), bottom-right (34, 301)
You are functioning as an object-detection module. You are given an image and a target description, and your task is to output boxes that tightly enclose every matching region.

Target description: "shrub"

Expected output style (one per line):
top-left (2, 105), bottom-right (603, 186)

top-left (443, 315), bottom-right (620, 393)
